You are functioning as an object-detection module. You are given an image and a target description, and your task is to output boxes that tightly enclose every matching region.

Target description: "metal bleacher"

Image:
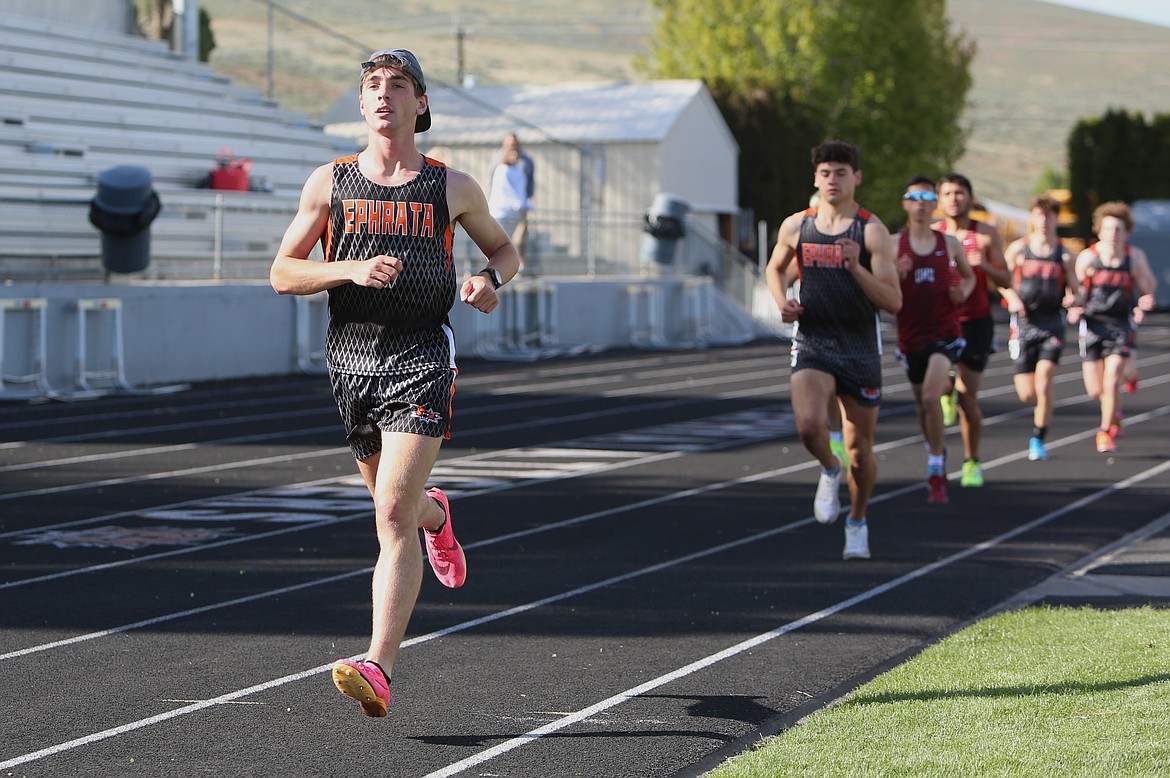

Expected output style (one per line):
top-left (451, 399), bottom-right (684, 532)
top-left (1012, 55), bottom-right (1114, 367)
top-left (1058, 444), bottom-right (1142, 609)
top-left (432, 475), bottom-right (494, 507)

top-left (0, 11), bottom-right (356, 281)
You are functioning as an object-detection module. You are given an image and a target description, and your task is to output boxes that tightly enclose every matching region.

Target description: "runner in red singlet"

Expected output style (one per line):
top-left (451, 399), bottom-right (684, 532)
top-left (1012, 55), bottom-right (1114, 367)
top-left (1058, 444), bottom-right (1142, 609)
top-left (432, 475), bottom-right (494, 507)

top-left (937, 174), bottom-right (1011, 488)
top-left (893, 177), bottom-right (974, 505)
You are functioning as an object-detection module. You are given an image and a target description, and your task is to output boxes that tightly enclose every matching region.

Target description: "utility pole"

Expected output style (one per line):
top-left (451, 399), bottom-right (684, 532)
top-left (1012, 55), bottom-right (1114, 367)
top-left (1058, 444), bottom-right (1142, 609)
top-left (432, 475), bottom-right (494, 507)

top-left (455, 19), bottom-right (466, 85)
top-left (266, 0), bottom-right (274, 100)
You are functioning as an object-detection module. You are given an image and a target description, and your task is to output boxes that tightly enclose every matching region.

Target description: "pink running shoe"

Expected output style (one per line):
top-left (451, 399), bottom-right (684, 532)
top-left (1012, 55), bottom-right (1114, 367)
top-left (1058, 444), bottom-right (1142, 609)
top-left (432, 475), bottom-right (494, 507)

top-left (424, 487), bottom-right (466, 588)
top-left (332, 659), bottom-right (389, 718)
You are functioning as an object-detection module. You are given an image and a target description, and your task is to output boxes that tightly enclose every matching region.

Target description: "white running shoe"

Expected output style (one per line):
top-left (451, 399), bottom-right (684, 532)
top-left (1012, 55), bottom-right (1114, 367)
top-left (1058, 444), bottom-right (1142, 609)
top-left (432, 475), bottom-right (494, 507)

top-left (813, 462), bottom-right (842, 524)
top-left (842, 522), bottom-right (870, 560)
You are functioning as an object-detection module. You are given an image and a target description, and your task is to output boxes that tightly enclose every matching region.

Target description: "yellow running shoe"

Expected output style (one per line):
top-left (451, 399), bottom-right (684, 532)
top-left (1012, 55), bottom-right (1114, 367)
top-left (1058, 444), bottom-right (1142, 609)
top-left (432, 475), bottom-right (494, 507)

top-left (830, 436), bottom-right (850, 469)
top-left (960, 459), bottom-right (984, 487)
top-left (941, 386), bottom-right (958, 427)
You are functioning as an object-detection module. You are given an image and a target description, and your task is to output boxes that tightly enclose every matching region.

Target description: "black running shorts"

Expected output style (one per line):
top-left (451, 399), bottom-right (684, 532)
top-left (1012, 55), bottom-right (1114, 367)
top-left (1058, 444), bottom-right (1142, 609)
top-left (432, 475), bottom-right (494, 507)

top-left (330, 367), bottom-right (456, 460)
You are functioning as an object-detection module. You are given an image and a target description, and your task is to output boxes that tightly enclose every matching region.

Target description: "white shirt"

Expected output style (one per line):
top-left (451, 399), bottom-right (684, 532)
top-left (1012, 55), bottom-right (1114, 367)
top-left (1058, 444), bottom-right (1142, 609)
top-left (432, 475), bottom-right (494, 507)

top-left (489, 162), bottom-right (530, 218)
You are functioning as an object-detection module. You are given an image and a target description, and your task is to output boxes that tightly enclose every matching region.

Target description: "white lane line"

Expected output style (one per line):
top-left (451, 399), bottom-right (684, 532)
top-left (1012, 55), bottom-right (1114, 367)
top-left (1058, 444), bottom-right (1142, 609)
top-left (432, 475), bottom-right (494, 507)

top-left (0, 450), bottom-right (681, 589)
top-left (0, 350), bottom-right (778, 447)
top-left (0, 567), bottom-right (372, 661)
top-left (3, 393), bottom-right (1166, 651)
top-left (0, 395), bottom-right (700, 501)
top-left (0, 518), bottom-right (347, 590)
top-left (422, 456), bottom-right (1170, 778)
top-left (4, 450), bottom-right (1166, 773)
top-left (6, 348), bottom-right (1165, 500)
top-left (0, 423), bottom-right (341, 473)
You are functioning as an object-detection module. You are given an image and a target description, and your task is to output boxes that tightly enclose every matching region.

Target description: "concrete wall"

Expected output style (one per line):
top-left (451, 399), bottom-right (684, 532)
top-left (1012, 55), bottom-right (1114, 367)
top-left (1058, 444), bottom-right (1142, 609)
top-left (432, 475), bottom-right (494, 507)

top-left (4, 0), bottom-right (131, 35)
top-left (0, 278), bottom-right (762, 399)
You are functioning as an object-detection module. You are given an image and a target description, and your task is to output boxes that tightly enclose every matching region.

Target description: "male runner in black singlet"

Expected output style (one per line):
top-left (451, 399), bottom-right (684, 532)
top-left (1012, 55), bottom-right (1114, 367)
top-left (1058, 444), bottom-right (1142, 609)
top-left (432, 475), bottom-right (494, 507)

top-left (999, 194), bottom-right (1078, 461)
top-left (766, 140), bottom-right (901, 560)
top-left (1069, 201), bottom-right (1156, 453)
top-left (271, 49), bottom-right (520, 718)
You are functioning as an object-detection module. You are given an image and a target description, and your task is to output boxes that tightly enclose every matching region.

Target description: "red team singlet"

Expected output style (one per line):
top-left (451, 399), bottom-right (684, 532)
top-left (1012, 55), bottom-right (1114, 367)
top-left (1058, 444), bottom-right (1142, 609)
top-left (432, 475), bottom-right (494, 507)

top-left (895, 231), bottom-right (961, 355)
top-left (953, 227), bottom-right (990, 322)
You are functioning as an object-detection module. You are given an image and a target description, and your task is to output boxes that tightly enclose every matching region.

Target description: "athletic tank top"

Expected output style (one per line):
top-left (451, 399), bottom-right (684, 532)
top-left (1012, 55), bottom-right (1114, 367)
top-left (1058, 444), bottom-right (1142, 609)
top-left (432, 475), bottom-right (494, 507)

top-left (1016, 240), bottom-right (1066, 320)
top-left (896, 230), bottom-right (961, 354)
top-left (953, 227), bottom-right (991, 321)
top-left (1082, 244), bottom-right (1135, 323)
top-left (793, 207), bottom-right (881, 357)
top-left (325, 155), bottom-right (456, 375)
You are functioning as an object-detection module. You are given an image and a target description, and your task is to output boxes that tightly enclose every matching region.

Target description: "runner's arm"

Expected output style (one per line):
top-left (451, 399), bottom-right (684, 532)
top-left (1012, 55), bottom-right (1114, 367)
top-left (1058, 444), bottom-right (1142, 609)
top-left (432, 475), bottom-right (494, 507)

top-left (857, 218), bottom-right (902, 314)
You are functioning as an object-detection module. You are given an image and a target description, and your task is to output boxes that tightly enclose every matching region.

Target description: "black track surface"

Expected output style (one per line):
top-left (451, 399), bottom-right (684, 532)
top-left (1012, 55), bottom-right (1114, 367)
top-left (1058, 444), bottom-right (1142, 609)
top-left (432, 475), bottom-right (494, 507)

top-left (2, 313), bottom-right (1168, 777)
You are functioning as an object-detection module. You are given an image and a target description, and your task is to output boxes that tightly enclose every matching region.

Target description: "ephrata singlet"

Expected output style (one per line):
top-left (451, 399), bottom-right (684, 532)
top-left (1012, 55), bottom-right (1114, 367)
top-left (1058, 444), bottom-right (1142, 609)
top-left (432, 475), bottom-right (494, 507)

top-left (793, 207), bottom-right (881, 357)
top-left (1082, 244), bottom-right (1135, 325)
top-left (324, 155), bottom-right (456, 376)
top-left (1015, 240), bottom-right (1067, 334)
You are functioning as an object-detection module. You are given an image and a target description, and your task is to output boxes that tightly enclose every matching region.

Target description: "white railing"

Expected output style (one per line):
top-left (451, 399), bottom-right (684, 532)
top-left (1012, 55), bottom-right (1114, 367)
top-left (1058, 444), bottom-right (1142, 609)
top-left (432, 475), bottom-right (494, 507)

top-left (1, 190), bottom-right (774, 332)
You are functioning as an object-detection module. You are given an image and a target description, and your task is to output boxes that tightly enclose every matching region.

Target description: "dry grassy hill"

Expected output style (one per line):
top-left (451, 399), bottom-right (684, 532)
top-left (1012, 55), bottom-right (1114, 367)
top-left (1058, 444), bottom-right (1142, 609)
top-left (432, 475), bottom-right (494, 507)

top-left (200, 0), bottom-right (1170, 209)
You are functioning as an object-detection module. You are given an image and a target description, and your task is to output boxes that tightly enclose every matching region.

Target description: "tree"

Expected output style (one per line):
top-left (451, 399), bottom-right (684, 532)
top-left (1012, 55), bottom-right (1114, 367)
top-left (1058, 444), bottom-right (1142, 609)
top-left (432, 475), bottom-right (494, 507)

top-left (199, 8), bottom-right (216, 63)
top-left (1068, 109), bottom-right (1170, 237)
top-left (639, 0), bottom-right (974, 230)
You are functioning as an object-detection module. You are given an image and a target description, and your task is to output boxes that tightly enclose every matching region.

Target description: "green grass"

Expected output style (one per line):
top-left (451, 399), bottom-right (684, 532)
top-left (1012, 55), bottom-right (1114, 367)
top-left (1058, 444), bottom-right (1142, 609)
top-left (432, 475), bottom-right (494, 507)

top-left (710, 606), bottom-right (1170, 777)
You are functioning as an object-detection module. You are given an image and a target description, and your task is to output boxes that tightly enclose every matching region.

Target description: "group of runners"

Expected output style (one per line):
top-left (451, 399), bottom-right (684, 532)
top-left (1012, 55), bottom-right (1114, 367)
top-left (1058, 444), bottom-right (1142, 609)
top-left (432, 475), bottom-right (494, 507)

top-left (765, 140), bottom-right (1158, 562)
top-left (268, 47), bottom-right (1157, 718)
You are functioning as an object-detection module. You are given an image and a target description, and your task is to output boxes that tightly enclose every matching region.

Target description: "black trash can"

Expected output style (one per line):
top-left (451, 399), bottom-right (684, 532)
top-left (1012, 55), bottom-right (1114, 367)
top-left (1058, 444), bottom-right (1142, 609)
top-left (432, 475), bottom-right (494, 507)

top-left (89, 165), bottom-right (161, 274)
top-left (639, 193), bottom-right (689, 267)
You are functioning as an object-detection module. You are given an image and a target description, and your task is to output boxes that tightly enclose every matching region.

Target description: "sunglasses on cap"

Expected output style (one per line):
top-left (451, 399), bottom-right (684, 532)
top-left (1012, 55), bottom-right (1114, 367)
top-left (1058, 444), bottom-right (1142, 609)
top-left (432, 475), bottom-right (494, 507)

top-left (903, 190), bottom-right (938, 202)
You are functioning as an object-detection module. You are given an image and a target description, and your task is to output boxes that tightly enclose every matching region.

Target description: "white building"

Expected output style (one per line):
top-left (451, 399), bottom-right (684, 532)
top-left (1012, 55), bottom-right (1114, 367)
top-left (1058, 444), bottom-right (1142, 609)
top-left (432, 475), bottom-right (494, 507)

top-left (325, 80), bottom-right (741, 276)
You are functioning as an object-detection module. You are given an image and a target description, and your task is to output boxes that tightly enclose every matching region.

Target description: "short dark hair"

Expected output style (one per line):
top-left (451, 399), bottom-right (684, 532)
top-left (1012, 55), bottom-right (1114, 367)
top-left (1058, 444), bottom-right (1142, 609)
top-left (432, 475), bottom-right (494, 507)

top-left (1029, 194), bottom-right (1061, 215)
top-left (905, 175), bottom-right (935, 190)
top-left (940, 173), bottom-right (973, 196)
top-left (812, 139), bottom-right (860, 171)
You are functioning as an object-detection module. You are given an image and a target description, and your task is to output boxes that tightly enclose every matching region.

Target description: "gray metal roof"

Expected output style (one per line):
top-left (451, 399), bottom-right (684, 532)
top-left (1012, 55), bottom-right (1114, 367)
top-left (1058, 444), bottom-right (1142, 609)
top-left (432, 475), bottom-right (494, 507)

top-left (324, 80), bottom-right (710, 146)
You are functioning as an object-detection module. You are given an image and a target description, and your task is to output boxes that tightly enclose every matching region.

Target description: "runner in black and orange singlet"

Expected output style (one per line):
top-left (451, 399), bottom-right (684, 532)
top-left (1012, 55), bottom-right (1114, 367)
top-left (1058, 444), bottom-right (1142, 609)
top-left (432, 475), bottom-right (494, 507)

top-left (271, 49), bottom-right (520, 718)
top-left (893, 176), bottom-right (974, 506)
top-left (937, 174), bottom-right (1012, 488)
top-left (1069, 201), bottom-right (1157, 454)
top-left (766, 140), bottom-right (901, 561)
top-left (1000, 194), bottom-right (1079, 462)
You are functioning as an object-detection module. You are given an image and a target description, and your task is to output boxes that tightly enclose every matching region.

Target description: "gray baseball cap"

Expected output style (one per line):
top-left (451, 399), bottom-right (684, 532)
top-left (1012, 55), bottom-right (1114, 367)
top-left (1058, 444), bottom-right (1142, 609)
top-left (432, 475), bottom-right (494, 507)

top-left (360, 49), bottom-right (431, 132)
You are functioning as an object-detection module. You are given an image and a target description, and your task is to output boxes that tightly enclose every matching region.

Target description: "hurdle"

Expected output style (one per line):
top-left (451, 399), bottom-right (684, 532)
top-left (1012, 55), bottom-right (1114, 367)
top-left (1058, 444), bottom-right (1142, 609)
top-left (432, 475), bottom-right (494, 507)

top-left (473, 280), bottom-right (585, 361)
top-left (75, 298), bottom-right (189, 396)
top-left (0, 297), bottom-right (55, 401)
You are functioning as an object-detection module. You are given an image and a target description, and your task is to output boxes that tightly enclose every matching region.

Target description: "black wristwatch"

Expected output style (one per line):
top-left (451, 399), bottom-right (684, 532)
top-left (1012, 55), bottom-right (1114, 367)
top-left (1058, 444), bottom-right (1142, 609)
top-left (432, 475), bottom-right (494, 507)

top-left (479, 267), bottom-right (503, 289)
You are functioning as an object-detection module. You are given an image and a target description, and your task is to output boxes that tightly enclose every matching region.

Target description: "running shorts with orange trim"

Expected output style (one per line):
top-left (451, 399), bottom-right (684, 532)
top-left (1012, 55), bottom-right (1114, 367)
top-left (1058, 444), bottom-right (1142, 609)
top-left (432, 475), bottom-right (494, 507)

top-left (792, 346), bottom-right (883, 407)
top-left (1010, 316), bottom-right (1065, 374)
top-left (330, 366), bottom-right (456, 460)
top-left (1079, 317), bottom-right (1133, 362)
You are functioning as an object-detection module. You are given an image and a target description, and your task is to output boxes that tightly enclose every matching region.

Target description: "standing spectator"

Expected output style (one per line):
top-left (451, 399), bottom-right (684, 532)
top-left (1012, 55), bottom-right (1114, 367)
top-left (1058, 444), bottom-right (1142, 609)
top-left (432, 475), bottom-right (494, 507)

top-left (937, 174), bottom-right (1011, 487)
top-left (893, 176), bottom-right (974, 504)
top-left (270, 48), bottom-right (519, 718)
top-left (1000, 194), bottom-right (1079, 461)
top-left (765, 140), bottom-right (901, 560)
top-left (1069, 201), bottom-right (1157, 453)
top-left (488, 133), bottom-right (535, 269)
